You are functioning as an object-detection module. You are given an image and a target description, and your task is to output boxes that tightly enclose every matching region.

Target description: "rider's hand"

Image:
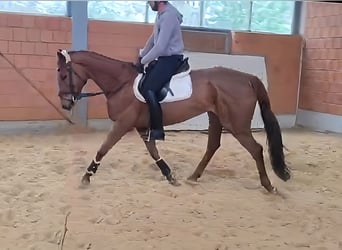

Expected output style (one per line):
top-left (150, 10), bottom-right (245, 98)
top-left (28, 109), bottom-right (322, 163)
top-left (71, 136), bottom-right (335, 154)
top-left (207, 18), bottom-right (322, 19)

top-left (135, 56), bottom-right (144, 73)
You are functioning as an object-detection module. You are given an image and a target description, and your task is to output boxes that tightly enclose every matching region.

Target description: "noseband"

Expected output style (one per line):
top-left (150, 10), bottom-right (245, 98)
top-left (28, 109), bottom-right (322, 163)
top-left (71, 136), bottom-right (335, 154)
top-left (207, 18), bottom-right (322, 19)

top-left (65, 61), bottom-right (82, 102)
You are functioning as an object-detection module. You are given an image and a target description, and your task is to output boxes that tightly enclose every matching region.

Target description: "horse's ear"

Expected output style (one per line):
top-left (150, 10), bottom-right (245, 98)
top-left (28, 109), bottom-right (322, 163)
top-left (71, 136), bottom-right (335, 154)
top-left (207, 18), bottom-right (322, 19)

top-left (57, 49), bottom-right (66, 64)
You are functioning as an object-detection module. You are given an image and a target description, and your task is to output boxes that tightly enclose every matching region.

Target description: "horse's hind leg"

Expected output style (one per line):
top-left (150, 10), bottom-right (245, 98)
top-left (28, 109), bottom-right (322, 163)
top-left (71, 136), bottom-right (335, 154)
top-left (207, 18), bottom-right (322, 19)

top-left (231, 130), bottom-right (275, 193)
top-left (188, 112), bottom-right (222, 182)
top-left (137, 128), bottom-right (180, 186)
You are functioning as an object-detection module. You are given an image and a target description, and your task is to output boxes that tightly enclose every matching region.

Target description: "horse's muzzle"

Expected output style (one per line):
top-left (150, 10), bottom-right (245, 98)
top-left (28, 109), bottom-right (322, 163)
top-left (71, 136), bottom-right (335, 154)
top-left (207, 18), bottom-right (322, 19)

top-left (60, 94), bottom-right (75, 111)
top-left (62, 102), bottom-right (72, 110)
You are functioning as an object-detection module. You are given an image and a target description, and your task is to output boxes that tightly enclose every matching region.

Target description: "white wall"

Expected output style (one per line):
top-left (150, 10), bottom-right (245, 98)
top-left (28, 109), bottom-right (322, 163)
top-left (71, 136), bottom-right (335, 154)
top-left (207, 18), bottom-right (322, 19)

top-left (165, 52), bottom-right (268, 131)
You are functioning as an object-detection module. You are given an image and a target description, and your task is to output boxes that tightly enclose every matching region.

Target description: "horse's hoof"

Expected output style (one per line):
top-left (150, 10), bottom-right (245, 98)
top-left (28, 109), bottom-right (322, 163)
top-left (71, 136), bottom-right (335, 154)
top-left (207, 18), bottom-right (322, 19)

top-left (169, 179), bottom-right (181, 186)
top-left (81, 173), bottom-right (91, 186)
top-left (187, 175), bottom-right (198, 182)
top-left (268, 186), bottom-right (278, 194)
top-left (167, 175), bottom-right (181, 186)
top-left (184, 179), bottom-right (200, 186)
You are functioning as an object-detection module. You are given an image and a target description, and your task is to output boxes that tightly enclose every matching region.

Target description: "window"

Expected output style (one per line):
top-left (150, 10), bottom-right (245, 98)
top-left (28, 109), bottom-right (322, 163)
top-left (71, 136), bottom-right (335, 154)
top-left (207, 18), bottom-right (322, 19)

top-left (87, 1), bottom-right (295, 34)
top-left (147, 1), bottom-right (201, 26)
top-left (251, 1), bottom-right (295, 34)
top-left (88, 1), bottom-right (146, 23)
top-left (0, 1), bottom-right (66, 16)
top-left (202, 1), bottom-right (251, 30)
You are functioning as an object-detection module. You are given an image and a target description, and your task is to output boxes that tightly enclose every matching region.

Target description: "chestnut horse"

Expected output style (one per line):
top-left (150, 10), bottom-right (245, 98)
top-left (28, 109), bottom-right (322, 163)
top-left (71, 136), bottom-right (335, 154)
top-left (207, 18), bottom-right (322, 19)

top-left (56, 49), bottom-right (291, 193)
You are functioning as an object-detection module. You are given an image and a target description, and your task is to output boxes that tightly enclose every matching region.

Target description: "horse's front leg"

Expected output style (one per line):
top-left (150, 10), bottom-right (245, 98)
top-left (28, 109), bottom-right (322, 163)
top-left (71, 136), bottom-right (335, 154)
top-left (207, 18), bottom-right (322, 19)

top-left (81, 120), bottom-right (131, 185)
top-left (137, 128), bottom-right (180, 186)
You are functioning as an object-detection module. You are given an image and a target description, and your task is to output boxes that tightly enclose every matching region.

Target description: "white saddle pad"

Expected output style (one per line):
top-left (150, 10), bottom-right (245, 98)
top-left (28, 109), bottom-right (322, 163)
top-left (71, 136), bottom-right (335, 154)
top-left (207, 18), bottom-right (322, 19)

top-left (133, 67), bottom-right (192, 103)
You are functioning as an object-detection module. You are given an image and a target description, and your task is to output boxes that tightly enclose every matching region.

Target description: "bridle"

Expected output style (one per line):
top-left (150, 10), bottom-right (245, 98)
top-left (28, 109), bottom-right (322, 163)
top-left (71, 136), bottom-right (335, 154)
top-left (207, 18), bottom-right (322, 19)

top-left (58, 50), bottom-right (104, 104)
top-left (58, 49), bottom-right (134, 105)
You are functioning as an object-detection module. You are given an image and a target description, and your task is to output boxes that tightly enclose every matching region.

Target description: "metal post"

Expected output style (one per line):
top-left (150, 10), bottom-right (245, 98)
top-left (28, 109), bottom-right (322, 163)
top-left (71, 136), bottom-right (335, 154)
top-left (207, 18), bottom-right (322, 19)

top-left (69, 1), bottom-right (88, 127)
top-left (248, 1), bottom-right (253, 32)
top-left (145, 1), bottom-right (149, 23)
top-left (199, 1), bottom-right (204, 27)
top-left (292, 1), bottom-right (303, 35)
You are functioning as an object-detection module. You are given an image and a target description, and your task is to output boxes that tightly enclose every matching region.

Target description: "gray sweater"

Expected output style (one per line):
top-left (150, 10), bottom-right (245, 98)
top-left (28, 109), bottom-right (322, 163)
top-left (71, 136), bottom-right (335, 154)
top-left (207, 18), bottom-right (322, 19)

top-left (140, 3), bottom-right (184, 65)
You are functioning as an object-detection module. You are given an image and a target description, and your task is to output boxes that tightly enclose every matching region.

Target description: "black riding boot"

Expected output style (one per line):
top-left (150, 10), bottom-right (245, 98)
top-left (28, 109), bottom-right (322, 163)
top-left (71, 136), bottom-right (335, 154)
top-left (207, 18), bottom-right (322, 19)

top-left (145, 90), bottom-right (165, 141)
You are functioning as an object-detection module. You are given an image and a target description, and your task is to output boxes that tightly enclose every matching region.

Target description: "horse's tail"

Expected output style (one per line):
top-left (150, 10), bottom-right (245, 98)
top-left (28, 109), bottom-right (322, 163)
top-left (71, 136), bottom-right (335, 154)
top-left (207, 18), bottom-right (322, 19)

top-left (251, 76), bottom-right (291, 182)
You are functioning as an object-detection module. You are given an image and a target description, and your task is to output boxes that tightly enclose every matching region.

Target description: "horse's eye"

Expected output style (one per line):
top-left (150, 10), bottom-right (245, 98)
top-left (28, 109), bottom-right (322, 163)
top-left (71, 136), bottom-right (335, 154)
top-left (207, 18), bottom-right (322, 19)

top-left (56, 68), bottom-right (60, 72)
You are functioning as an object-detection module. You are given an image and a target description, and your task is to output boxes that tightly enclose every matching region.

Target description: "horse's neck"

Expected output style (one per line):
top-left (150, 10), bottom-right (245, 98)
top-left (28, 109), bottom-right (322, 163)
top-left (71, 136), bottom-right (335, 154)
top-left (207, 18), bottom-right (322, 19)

top-left (76, 52), bottom-right (134, 95)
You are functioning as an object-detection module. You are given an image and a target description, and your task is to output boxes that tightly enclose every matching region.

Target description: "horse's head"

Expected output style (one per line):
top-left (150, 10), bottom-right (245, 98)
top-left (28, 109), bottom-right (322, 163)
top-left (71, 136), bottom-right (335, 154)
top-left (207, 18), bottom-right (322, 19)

top-left (56, 49), bottom-right (88, 111)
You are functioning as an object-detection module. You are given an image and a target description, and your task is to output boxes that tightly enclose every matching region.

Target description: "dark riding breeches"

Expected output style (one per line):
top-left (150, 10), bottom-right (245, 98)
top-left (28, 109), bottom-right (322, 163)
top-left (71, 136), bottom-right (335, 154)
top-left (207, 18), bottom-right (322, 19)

top-left (141, 55), bottom-right (183, 94)
top-left (140, 55), bottom-right (183, 139)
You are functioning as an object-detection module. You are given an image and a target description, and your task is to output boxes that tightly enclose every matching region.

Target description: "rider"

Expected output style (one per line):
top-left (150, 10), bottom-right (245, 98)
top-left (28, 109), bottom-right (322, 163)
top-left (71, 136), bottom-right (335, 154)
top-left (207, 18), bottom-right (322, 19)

top-left (137, 1), bottom-right (185, 141)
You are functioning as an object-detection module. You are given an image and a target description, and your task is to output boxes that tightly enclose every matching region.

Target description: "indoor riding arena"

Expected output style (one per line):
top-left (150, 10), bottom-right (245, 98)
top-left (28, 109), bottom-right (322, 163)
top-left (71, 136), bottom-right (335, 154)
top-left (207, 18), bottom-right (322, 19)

top-left (0, 1), bottom-right (341, 250)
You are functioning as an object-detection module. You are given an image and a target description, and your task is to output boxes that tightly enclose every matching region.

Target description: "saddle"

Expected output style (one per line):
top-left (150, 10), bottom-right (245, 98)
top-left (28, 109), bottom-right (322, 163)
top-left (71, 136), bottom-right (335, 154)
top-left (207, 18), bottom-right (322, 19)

top-left (137, 57), bottom-right (190, 102)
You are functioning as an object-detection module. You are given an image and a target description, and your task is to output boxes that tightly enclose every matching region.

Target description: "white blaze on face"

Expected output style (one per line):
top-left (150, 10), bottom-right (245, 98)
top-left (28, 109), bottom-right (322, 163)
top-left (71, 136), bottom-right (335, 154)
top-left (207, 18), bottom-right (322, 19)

top-left (61, 50), bottom-right (71, 63)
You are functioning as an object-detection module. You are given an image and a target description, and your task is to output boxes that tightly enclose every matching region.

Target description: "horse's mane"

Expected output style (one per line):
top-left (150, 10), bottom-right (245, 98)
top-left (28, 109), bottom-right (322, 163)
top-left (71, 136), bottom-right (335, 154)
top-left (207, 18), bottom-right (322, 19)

top-left (69, 50), bottom-right (135, 67)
